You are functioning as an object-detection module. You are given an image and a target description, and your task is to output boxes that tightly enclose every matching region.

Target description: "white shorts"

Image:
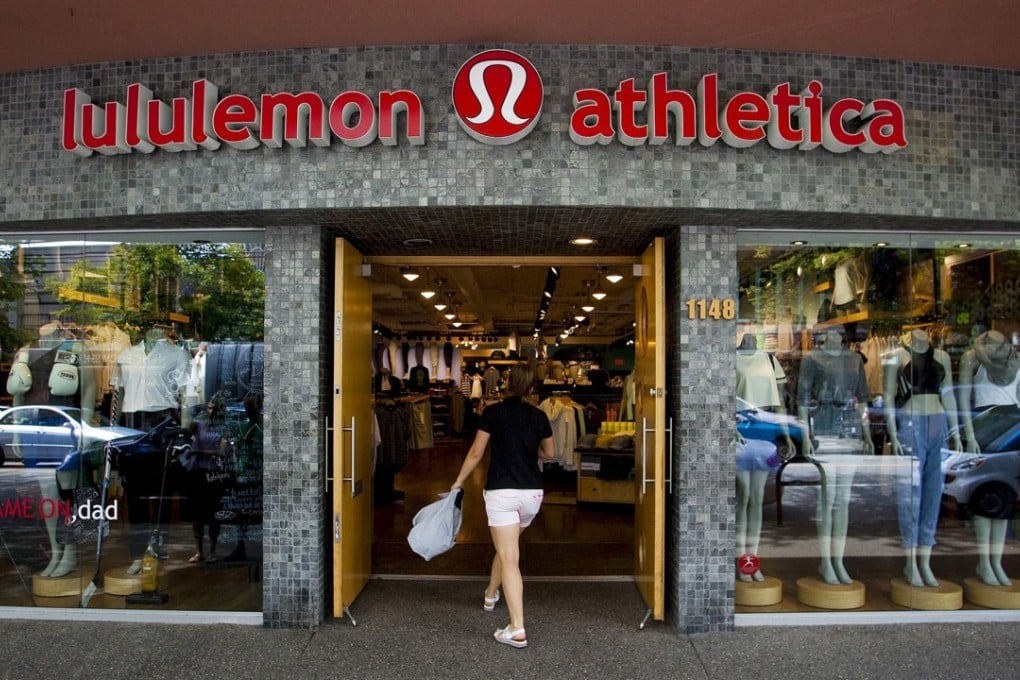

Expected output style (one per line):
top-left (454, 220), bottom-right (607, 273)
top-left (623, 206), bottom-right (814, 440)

top-left (484, 489), bottom-right (544, 528)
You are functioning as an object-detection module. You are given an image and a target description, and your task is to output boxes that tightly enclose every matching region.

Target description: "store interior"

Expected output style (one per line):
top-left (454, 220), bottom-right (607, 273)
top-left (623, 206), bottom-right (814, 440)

top-left (365, 261), bottom-right (642, 578)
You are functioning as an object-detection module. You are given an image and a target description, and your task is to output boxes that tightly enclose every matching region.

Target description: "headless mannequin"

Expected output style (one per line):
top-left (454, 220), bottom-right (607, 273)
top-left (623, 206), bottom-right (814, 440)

top-left (735, 461), bottom-right (769, 583)
top-left (734, 333), bottom-right (791, 582)
top-left (957, 330), bottom-right (1020, 586)
top-left (884, 329), bottom-right (961, 587)
top-left (22, 324), bottom-right (97, 578)
top-left (797, 329), bottom-right (873, 585)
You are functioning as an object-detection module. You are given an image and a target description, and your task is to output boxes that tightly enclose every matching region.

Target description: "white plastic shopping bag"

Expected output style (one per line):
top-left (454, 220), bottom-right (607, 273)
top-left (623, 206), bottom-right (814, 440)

top-left (407, 490), bottom-right (464, 561)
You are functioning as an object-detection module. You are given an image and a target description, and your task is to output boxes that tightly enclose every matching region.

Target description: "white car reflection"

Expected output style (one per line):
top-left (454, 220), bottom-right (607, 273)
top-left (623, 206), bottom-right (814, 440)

top-left (942, 405), bottom-right (1020, 517)
top-left (0, 405), bottom-right (143, 467)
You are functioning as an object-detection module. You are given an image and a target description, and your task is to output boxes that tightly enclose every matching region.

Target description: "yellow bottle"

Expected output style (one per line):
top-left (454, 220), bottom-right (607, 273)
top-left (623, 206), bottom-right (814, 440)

top-left (140, 539), bottom-right (159, 593)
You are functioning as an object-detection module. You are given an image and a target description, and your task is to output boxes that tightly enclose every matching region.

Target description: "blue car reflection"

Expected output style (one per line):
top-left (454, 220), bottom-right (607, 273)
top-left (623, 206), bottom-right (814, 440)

top-left (736, 396), bottom-right (809, 461)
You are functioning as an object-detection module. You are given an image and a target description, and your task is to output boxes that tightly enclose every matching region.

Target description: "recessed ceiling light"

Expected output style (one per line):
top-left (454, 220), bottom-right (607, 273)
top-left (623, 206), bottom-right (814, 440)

top-left (790, 240), bottom-right (808, 246)
top-left (569, 237), bottom-right (598, 246)
top-left (958, 243), bottom-right (972, 249)
top-left (402, 238), bottom-right (433, 246)
top-left (874, 242), bottom-right (889, 248)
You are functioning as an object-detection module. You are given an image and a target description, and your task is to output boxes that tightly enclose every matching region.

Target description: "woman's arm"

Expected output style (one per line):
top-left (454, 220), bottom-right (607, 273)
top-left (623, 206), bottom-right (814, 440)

top-left (538, 435), bottom-right (555, 461)
top-left (451, 430), bottom-right (490, 489)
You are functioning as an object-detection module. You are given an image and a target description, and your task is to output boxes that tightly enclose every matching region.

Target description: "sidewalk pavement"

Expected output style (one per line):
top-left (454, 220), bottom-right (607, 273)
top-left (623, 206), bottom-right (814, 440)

top-left (1, 580), bottom-right (1018, 679)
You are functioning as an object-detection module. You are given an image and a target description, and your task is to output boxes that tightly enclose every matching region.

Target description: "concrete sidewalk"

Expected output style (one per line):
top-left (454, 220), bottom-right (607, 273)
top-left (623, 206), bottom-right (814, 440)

top-left (1, 581), bottom-right (1018, 679)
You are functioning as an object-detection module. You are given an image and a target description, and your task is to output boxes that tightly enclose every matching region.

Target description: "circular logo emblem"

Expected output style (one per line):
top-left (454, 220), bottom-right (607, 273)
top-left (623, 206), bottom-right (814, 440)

top-left (737, 553), bottom-right (760, 576)
top-left (452, 49), bottom-right (543, 145)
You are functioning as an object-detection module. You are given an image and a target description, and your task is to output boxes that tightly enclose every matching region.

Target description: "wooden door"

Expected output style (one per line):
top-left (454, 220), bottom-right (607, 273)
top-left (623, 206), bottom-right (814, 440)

top-left (634, 237), bottom-right (666, 622)
top-left (332, 238), bottom-right (374, 619)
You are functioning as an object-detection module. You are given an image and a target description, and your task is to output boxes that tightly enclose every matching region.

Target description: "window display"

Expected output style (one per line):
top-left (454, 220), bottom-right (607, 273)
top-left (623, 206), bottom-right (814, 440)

top-left (0, 234), bottom-right (264, 612)
top-left (736, 233), bottom-right (1020, 612)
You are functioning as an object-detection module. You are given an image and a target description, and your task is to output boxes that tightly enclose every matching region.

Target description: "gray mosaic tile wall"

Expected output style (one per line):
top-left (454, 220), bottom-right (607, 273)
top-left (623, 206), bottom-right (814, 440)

top-left (1, 44), bottom-right (1019, 632)
top-left (667, 227), bottom-right (738, 633)
top-left (262, 225), bottom-right (328, 628)
top-left (0, 45), bottom-right (1018, 224)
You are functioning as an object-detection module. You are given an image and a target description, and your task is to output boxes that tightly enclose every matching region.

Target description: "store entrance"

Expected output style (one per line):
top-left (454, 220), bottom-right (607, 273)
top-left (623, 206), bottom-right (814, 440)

top-left (331, 241), bottom-right (667, 621)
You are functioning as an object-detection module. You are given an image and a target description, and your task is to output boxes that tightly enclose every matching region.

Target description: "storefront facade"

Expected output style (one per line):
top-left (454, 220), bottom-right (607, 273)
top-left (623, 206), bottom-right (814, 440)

top-left (1, 43), bottom-right (1018, 631)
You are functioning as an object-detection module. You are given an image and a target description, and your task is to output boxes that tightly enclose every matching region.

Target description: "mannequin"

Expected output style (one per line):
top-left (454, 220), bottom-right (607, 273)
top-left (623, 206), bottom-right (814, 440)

top-left (883, 329), bottom-right (961, 587)
top-left (797, 328), bottom-right (873, 585)
top-left (734, 333), bottom-right (792, 581)
top-left (735, 435), bottom-right (780, 582)
top-left (832, 253), bottom-right (868, 315)
top-left (111, 326), bottom-right (191, 428)
top-left (9, 323), bottom-right (98, 579)
top-left (957, 330), bottom-right (1020, 586)
top-left (112, 326), bottom-right (191, 572)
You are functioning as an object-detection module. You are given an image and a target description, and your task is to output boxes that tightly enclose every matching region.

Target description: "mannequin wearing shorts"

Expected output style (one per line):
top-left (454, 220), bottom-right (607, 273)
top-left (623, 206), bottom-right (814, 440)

top-left (735, 333), bottom-right (792, 581)
top-left (957, 330), bottom-right (1020, 586)
top-left (884, 329), bottom-right (961, 587)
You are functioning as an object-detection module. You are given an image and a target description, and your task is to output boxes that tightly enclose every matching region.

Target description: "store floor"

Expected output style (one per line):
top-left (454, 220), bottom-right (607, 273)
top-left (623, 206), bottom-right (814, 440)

top-left (373, 437), bottom-right (636, 577)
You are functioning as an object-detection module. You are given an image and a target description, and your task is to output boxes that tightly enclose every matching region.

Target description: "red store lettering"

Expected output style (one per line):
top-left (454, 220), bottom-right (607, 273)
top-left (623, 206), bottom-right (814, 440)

top-left (63, 79), bottom-right (427, 157)
top-left (568, 72), bottom-right (907, 153)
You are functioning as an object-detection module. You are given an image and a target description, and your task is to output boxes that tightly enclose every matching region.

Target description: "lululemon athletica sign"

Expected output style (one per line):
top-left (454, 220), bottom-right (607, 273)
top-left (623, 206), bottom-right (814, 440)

top-left (61, 49), bottom-right (907, 156)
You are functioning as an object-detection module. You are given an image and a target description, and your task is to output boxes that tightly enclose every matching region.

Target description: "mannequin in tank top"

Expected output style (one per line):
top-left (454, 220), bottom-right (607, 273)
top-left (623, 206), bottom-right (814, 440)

top-left (883, 329), bottom-right (961, 587)
top-left (957, 330), bottom-right (1020, 586)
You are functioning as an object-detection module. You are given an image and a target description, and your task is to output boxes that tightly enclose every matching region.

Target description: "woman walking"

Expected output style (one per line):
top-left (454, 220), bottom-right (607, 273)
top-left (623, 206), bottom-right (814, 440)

top-left (451, 362), bottom-right (555, 648)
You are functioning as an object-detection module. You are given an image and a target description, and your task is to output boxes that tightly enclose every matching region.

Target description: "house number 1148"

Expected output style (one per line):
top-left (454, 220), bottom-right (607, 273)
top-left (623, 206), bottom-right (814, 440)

top-left (685, 298), bottom-right (735, 320)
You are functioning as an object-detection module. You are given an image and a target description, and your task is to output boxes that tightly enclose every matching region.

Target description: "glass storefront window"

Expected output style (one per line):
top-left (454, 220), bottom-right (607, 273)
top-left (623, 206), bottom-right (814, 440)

top-left (0, 232), bottom-right (264, 612)
top-left (736, 232), bottom-right (1020, 612)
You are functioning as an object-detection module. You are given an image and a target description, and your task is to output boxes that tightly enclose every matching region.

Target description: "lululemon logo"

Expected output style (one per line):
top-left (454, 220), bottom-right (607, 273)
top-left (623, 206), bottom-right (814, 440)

top-left (452, 49), bottom-right (543, 145)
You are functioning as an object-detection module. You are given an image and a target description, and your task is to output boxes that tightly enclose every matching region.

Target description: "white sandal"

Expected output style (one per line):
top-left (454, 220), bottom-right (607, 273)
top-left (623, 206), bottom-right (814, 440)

top-left (494, 625), bottom-right (527, 648)
top-left (483, 589), bottom-right (500, 612)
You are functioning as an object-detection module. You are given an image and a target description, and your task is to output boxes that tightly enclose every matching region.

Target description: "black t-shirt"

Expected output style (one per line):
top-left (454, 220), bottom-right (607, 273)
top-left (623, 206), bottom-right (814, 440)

top-left (479, 397), bottom-right (553, 490)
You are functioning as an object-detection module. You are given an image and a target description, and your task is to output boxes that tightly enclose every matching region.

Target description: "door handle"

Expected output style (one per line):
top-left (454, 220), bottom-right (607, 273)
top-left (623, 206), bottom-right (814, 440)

top-left (641, 417), bottom-right (652, 496)
top-left (640, 416), bottom-right (674, 495)
top-left (324, 416), bottom-right (333, 494)
top-left (341, 416), bottom-right (356, 499)
top-left (665, 417), bottom-right (674, 495)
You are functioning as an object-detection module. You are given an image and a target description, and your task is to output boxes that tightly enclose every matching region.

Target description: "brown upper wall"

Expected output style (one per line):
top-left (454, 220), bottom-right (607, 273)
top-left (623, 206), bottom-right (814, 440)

top-left (3, 0), bottom-right (1020, 73)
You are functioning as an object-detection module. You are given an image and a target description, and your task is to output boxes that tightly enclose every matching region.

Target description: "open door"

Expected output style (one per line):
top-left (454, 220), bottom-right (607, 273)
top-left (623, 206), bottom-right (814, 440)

top-left (634, 237), bottom-right (666, 624)
top-left (332, 238), bottom-right (374, 620)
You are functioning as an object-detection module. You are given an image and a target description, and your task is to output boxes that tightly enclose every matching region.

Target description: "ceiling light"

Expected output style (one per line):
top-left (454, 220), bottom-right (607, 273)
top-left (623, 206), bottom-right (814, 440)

top-left (436, 290), bottom-right (454, 312)
top-left (605, 270), bottom-right (624, 284)
top-left (591, 284), bottom-right (607, 301)
top-left (444, 309), bottom-right (456, 321)
top-left (790, 240), bottom-right (808, 246)
top-left (420, 271), bottom-right (439, 299)
top-left (574, 313), bottom-right (587, 322)
top-left (569, 237), bottom-right (598, 246)
top-left (400, 267), bottom-right (419, 282)
top-left (581, 303), bottom-right (595, 313)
